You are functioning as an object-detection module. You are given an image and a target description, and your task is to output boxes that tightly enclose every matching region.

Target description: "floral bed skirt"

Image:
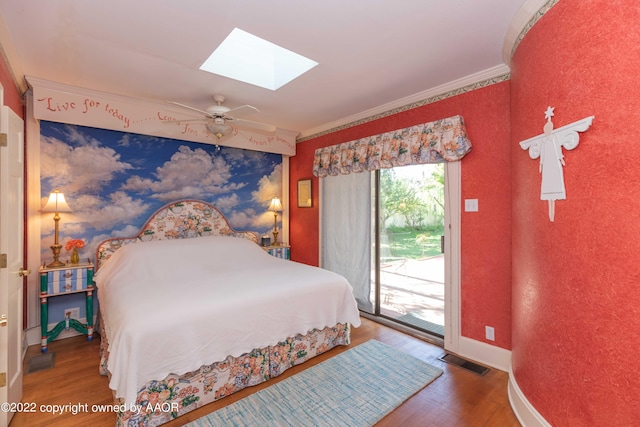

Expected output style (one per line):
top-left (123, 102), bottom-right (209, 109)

top-left (99, 322), bottom-right (352, 426)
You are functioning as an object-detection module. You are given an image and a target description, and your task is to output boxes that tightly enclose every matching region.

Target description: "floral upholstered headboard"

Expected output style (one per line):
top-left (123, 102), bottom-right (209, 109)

top-left (95, 200), bottom-right (259, 269)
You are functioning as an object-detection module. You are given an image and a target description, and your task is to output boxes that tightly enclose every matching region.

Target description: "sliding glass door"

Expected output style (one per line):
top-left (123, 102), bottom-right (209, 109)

top-left (322, 163), bottom-right (446, 337)
top-left (375, 164), bottom-right (445, 336)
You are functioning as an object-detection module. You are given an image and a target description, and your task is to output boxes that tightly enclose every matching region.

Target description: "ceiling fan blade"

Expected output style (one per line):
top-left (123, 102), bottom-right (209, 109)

top-left (231, 117), bottom-right (277, 133)
top-left (165, 99), bottom-right (274, 132)
top-left (162, 118), bottom-right (208, 124)
top-left (226, 104), bottom-right (260, 116)
top-left (166, 101), bottom-right (210, 116)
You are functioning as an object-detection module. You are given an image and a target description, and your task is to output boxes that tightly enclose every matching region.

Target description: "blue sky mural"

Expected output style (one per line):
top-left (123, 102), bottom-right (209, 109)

top-left (39, 121), bottom-right (283, 264)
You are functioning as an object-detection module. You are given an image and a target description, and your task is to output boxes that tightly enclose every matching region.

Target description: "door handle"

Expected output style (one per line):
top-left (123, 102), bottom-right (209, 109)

top-left (0, 314), bottom-right (7, 327)
top-left (18, 269), bottom-right (31, 277)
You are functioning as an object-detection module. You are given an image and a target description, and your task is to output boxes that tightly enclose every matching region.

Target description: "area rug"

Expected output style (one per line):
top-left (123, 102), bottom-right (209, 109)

top-left (187, 339), bottom-right (443, 427)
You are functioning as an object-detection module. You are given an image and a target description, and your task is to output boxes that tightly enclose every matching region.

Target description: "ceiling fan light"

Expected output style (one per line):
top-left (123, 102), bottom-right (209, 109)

top-left (206, 122), bottom-right (233, 139)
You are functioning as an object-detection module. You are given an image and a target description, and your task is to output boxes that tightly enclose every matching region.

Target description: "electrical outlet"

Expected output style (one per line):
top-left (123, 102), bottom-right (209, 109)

top-left (65, 307), bottom-right (80, 320)
top-left (485, 326), bottom-right (495, 341)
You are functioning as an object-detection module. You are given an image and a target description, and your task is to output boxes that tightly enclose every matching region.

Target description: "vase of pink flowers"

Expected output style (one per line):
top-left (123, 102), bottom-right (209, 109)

top-left (65, 239), bottom-right (85, 264)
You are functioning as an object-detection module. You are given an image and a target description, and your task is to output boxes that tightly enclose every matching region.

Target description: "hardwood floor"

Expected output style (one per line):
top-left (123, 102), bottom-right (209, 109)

top-left (13, 318), bottom-right (520, 426)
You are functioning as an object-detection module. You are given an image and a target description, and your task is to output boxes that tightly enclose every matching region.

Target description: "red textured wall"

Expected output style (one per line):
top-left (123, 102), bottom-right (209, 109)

top-left (291, 82), bottom-right (512, 348)
top-left (0, 55), bottom-right (24, 118)
top-left (511, 0), bottom-right (640, 424)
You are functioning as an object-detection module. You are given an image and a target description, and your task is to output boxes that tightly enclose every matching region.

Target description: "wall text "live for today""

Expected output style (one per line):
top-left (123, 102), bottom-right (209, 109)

top-left (37, 96), bottom-right (131, 129)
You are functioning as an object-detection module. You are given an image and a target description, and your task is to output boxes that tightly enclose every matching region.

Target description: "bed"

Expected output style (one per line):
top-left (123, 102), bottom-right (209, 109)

top-left (94, 200), bottom-right (361, 426)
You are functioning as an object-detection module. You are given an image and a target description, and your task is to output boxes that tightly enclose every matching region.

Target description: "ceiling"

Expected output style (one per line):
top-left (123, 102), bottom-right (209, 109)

top-left (0, 1), bottom-right (526, 138)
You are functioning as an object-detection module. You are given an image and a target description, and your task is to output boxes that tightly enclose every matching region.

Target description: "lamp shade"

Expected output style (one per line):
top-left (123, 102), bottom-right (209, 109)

top-left (268, 197), bottom-right (283, 212)
top-left (42, 189), bottom-right (72, 213)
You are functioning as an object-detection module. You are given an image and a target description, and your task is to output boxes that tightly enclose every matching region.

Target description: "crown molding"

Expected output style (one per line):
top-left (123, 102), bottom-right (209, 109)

top-left (502, 0), bottom-right (560, 65)
top-left (300, 0), bottom-right (561, 142)
top-left (299, 64), bottom-right (510, 141)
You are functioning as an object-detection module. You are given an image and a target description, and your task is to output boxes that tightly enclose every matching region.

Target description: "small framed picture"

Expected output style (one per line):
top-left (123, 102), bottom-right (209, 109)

top-left (297, 179), bottom-right (312, 208)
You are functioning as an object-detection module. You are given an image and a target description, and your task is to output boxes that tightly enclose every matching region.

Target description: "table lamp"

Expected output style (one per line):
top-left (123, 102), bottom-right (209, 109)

top-left (268, 197), bottom-right (283, 246)
top-left (41, 189), bottom-right (72, 268)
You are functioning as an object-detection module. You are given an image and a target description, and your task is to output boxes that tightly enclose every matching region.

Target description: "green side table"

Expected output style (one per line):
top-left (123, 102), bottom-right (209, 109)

top-left (39, 261), bottom-right (94, 353)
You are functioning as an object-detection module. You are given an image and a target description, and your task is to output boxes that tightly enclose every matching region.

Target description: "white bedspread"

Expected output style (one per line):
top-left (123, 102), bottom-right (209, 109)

top-left (94, 235), bottom-right (361, 406)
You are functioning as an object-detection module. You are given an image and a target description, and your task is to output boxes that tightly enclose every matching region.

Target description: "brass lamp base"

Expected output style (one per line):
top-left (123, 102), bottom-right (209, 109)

top-left (47, 243), bottom-right (66, 268)
top-left (272, 211), bottom-right (280, 246)
top-left (46, 261), bottom-right (66, 268)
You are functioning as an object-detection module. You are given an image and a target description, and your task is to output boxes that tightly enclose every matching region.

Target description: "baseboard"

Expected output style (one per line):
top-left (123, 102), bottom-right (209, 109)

top-left (456, 336), bottom-right (511, 372)
top-left (508, 365), bottom-right (551, 427)
top-left (25, 316), bottom-right (96, 347)
top-left (452, 337), bottom-right (552, 427)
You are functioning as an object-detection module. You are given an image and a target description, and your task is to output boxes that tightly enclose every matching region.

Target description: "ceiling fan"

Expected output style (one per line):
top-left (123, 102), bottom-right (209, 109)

top-left (166, 95), bottom-right (276, 139)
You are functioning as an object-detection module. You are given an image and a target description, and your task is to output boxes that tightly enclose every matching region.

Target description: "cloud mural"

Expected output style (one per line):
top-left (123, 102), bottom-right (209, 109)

top-left (41, 135), bottom-right (134, 193)
top-left (39, 121), bottom-right (283, 263)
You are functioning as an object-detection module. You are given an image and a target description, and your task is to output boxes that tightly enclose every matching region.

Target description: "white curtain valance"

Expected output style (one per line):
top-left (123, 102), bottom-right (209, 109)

top-left (312, 115), bottom-right (472, 177)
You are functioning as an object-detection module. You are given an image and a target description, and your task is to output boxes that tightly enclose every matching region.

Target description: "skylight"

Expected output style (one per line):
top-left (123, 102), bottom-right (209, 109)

top-left (200, 28), bottom-right (318, 91)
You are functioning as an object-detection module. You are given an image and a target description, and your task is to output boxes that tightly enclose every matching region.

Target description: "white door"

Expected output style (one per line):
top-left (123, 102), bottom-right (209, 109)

top-left (0, 104), bottom-right (26, 427)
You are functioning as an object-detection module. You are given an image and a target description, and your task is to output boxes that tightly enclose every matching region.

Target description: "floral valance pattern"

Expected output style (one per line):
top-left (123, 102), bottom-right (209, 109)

top-left (312, 115), bottom-right (472, 177)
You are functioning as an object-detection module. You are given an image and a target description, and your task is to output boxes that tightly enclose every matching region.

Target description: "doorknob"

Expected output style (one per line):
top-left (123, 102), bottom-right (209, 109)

top-left (18, 269), bottom-right (31, 277)
top-left (0, 314), bottom-right (7, 327)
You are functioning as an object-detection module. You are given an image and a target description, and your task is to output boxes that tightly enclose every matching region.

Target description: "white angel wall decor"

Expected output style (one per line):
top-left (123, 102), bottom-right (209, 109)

top-left (519, 107), bottom-right (594, 222)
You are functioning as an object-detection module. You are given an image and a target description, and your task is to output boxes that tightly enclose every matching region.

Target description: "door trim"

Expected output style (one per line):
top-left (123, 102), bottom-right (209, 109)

top-left (444, 161), bottom-right (461, 353)
top-left (0, 95), bottom-right (25, 427)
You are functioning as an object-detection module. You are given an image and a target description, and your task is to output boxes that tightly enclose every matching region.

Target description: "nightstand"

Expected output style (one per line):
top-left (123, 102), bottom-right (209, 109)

top-left (39, 261), bottom-right (95, 353)
top-left (263, 244), bottom-right (291, 260)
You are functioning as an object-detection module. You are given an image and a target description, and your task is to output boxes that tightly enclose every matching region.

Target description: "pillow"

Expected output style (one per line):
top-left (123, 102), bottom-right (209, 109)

top-left (94, 235), bottom-right (267, 289)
